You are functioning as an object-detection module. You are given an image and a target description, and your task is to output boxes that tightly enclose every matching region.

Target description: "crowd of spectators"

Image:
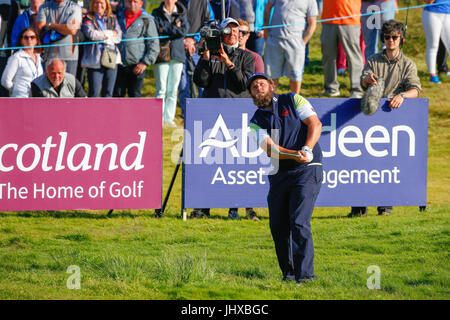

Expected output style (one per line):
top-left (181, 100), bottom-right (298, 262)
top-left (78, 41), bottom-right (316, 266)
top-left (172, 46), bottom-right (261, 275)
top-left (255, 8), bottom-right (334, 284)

top-left (0, 0), bottom-right (447, 99)
top-left (0, 0), bottom-right (447, 217)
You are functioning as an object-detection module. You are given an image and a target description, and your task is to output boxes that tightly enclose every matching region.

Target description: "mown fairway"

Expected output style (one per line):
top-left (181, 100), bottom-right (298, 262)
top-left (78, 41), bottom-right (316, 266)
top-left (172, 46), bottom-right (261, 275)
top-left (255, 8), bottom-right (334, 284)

top-left (0, 1), bottom-right (448, 299)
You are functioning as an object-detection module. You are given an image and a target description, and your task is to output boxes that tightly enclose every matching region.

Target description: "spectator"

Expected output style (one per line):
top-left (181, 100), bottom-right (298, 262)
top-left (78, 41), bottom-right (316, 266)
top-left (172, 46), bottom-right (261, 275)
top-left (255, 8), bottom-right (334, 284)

top-left (192, 17), bottom-right (254, 219)
top-left (81, 0), bottom-right (122, 97)
top-left (237, 18), bottom-right (263, 73)
top-left (177, 0), bottom-right (211, 117)
top-left (11, 0), bottom-right (44, 47)
top-left (349, 20), bottom-right (421, 217)
top-left (114, 0), bottom-right (159, 97)
top-left (321, 0), bottom-right (364, 98)
top-left (236, 0), bottom-right (266, 57)
top-left (336, 32), bottom-right (366, 75)
top-left (194, 17), bottom-right (254, 98)
top-left (304, 0), bottom-right (323, 67)
top-left (422, 0), bottom-right (450, 84)
top-left (110, 0), bottom-right (146, 14)
top-left (31, 58), bottom-right (86, 97)
top-left (263, 0), bottom-right (318, 94)
top-left (152, 0), bottom-right (189, 127)
top-left (0, 0), bottom-right (19, 97)
top-left (1, 27), bottom-right (43, 97)
top-left (248, 0), bottom-right (268, 57)
top-left (361, 0), bottom-right (397, 62)
top-left (36, 0), bottom-right (82, 77)
top-left (235, 17), bottom-right (261, 221)
top-left (437, 38), bottom-right (449, 77)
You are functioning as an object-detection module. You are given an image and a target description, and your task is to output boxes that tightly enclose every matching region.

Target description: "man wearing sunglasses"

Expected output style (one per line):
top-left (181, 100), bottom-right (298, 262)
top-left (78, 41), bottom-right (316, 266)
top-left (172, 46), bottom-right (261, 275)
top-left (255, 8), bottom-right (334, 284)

top-left (349, 20), bottom-right (421, 218)
top-left (237, 18), bottom-right (264, 74)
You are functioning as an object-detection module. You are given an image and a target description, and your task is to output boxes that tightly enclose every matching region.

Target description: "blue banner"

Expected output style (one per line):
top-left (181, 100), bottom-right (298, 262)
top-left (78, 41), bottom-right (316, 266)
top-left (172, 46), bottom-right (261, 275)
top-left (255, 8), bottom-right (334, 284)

top-left (183, 98), bottom-right (428, 208)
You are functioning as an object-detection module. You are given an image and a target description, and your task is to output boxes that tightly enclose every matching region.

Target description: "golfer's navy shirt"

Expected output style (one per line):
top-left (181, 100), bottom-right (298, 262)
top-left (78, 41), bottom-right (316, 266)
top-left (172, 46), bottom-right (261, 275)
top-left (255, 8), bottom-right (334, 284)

top-left (249, 93), bottom-right (322, 171)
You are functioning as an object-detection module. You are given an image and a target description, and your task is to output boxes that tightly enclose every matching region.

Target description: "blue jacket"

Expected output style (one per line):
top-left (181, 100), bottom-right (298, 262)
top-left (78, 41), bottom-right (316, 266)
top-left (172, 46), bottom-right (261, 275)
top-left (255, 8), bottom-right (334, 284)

top-left (116, 9), bottom-right (160, 67)
top-left (151, 1), bottom-right (189, 63)
top-left (11, 8), bottom-right (31, 47)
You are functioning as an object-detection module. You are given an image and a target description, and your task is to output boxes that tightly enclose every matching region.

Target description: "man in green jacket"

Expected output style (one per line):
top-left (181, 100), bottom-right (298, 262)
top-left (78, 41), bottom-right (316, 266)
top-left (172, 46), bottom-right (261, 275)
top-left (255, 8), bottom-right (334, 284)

top-left (349, 20), bottom-right (422, 218)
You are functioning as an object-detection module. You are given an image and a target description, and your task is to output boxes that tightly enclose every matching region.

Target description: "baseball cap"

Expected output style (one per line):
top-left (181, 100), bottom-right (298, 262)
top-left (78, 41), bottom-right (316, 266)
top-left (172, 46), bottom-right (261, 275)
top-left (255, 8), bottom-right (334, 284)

top-left (246, 73), bottom-right (270, 90)
top-left (219, 17), bottom-right (240, 30)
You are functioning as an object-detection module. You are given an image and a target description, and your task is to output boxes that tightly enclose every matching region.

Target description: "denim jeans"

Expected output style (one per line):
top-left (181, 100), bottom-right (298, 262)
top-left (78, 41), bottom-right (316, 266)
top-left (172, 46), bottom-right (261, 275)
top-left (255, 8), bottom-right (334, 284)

top-left (114, 64), bottom-right (146, 97)
top-left (87, 66), bottom-right (118, 97)
top-left (178, 52), bottom-right (202, 115)
top-left (247, 32), bottom-right (265, 57)
top-left (65, 60), bottom-right (78, 78)
top-left (154, 60), bottom-right (184, 124)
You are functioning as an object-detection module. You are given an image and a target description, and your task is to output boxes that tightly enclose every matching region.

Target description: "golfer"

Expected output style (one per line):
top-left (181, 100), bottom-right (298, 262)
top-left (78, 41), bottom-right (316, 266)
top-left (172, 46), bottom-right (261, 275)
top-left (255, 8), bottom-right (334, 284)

top-left (247, 73), bottom-right (323, 284)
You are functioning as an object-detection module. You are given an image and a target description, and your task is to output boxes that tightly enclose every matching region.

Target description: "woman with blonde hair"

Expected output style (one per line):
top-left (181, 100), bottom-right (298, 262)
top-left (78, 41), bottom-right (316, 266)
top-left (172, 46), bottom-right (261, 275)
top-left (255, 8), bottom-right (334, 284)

top-left (81, 0), bottom-right (122, 97)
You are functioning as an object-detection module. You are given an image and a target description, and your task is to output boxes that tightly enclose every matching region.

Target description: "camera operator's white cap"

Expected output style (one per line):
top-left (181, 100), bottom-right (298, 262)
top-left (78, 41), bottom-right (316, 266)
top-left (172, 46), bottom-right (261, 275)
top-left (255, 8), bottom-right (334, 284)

top-left (219, 17), bottom-right (240, 29)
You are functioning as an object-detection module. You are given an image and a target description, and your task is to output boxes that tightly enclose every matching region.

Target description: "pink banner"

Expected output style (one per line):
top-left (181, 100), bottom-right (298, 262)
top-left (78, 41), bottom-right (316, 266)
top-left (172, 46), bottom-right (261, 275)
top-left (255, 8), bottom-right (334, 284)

top-left (0, 98), bottom-right (162, 211)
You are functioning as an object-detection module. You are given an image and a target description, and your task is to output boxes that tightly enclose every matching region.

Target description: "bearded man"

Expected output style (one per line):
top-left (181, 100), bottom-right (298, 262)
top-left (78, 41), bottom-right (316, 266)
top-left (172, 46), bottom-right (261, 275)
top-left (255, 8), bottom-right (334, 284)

top-left (247, 72), bottom-right (323, 285)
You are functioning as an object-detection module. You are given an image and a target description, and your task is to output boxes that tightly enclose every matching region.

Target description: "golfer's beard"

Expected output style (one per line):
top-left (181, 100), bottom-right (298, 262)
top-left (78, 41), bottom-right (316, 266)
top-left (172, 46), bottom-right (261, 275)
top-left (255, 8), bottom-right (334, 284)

top-left (252, 90), bottom-right (274, 108)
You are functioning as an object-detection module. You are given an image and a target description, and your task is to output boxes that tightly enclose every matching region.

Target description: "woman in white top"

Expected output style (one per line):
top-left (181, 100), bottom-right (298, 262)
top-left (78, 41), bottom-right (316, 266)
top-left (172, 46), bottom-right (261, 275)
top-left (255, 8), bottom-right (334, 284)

top-left (1, 27), bottom-right (43, 97)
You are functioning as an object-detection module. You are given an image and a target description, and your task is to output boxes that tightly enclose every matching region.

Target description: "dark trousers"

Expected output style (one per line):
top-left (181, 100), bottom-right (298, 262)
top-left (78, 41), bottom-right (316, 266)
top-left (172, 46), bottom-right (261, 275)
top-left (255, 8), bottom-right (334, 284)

top-left (114, 65), bottom-right (146, 97)
top-left (267, 165), bottom-right (323, 281)
top-left (437, 39), bottom-right (448, 74)
top-left (87, 66), bottom-right (118, 97)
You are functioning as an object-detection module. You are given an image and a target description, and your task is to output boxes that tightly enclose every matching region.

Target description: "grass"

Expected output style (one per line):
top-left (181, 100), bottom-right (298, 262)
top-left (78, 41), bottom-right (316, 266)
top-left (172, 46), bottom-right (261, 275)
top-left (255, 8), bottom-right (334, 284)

top-left (0, 1), bottom-right (448, 299)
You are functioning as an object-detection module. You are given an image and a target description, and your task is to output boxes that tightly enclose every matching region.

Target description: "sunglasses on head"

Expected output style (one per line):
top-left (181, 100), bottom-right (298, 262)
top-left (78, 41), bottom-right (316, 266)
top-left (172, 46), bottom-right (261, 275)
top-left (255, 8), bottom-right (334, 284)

top-left (239, 30), bottom-right (249, 35)
top-left (22, 35), bottom-right (36, 40)
top-left (384, 35), bottom-right (400, 41)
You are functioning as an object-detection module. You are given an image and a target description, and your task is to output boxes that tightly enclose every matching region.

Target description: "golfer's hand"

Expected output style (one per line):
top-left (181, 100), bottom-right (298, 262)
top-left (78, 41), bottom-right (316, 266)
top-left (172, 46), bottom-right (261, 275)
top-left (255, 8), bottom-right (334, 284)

top-left (389, 94), bottom-right (404, 109)
top-left (294, 150), bottom-right (309, 163)
top-left (133, 63), bottom-right (147, 75)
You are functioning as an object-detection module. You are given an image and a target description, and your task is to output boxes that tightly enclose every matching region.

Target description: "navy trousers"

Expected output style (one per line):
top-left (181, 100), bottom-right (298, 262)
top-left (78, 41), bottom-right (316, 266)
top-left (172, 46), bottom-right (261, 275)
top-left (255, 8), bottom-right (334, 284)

top-left (267, 165), bottom-right (323, 281)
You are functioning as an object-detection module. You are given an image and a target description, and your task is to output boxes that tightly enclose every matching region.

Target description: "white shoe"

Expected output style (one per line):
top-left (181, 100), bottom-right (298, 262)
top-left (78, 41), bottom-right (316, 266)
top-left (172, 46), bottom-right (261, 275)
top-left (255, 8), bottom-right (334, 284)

top-left (349, 92), bottom-right (363, 99)
top-left (321, 90), bottom-right (340, 97)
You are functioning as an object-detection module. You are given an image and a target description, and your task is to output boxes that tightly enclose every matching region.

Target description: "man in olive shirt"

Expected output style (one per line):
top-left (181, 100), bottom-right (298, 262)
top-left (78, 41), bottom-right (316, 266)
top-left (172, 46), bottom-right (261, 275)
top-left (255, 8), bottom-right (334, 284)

top-left (349, 20), bottom-right (421, 218)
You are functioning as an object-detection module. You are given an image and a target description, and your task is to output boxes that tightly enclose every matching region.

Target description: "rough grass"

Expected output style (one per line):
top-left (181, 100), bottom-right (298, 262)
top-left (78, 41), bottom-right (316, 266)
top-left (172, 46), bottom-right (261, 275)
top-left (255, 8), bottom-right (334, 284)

top-left (0, 1), bottom-right (448, 300)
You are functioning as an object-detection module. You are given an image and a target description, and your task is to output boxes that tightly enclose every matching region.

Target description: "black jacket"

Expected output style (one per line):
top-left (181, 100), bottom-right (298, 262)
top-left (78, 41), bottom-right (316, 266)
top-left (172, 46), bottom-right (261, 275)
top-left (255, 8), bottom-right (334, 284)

top-left (194, 47), bottom-right (255, 98)
top-left (178, 0), bottom-right (210, 35)
top-left (152, 2), bottom-right (189, 63)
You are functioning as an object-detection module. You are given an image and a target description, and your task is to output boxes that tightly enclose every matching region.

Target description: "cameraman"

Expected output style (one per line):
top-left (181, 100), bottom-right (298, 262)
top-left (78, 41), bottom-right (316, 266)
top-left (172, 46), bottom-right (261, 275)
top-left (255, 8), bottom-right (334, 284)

top-left (192, 17), bottom-right (255, 219)
top-left (193, 17), bottom-right (255, 98)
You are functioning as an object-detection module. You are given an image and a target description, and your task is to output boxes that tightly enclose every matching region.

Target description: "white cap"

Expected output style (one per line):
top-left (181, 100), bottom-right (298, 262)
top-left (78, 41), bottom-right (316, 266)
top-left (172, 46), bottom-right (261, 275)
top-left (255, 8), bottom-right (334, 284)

top-left (219, 17), bottom-right (240, 30)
